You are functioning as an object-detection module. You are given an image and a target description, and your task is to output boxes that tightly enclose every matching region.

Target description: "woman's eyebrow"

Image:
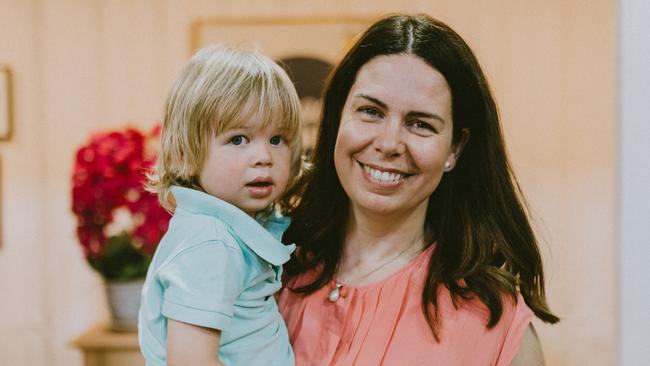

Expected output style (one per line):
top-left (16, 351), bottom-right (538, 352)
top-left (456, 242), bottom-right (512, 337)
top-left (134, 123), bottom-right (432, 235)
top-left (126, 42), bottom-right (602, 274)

top-left (407, 111), bottom-right (446, 124)
top-left (355, 93), bottom-right (388, 109)
top-left (356, 93), bottom-right (446, 124)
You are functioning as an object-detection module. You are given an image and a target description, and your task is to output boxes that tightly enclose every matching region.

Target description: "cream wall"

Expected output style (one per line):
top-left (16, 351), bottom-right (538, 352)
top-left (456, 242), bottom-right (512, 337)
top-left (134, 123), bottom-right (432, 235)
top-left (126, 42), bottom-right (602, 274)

top-left (0, 1), bottom-right (620, 365)
top-left (0, 1), bottom-right (48, 365)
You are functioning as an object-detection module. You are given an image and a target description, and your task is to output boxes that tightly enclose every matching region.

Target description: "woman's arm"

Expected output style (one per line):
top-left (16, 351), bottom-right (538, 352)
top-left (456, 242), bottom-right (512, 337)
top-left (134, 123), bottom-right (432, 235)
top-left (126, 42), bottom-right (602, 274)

top-left (510, 324), bottom-right (545, 366)
top-left (167, 319), bottom-right (225, 366)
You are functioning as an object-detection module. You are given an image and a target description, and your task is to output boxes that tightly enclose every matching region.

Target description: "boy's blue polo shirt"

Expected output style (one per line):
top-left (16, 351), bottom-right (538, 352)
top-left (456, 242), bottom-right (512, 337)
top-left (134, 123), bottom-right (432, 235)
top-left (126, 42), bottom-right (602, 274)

top-left (138, 186), bottom-right (295, 366)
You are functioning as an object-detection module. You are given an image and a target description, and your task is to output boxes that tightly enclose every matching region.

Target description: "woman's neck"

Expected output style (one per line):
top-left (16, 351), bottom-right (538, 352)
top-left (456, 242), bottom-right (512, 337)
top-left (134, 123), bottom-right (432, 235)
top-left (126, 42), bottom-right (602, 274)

top-left (341, 203), bottom-right (428, 267)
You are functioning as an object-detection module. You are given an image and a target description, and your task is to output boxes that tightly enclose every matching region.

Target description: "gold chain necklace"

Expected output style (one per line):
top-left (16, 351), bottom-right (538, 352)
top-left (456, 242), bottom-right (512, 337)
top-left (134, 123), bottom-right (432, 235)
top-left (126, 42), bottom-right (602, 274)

top-left (328, 233), bottom-right (423, 302)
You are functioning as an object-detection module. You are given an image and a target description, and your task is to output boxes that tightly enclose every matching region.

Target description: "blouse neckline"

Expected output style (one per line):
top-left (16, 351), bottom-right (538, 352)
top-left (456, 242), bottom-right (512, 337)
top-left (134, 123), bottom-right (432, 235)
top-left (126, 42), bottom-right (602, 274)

top-left (332, 242), bottom-right (436, 291)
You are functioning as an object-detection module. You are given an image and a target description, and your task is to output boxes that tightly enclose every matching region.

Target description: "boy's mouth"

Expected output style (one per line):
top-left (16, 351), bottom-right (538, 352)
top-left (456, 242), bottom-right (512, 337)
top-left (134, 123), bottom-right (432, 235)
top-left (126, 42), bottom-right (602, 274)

top-left (246, 176), bottom-right (273, 186)
top-left (245, 177), bottom-right (274, 198)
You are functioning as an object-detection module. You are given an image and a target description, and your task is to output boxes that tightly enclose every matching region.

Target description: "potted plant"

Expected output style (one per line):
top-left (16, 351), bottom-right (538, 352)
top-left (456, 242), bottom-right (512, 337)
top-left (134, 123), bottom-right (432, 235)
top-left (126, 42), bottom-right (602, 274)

top-left (71, 126), bottom-right (171, 331)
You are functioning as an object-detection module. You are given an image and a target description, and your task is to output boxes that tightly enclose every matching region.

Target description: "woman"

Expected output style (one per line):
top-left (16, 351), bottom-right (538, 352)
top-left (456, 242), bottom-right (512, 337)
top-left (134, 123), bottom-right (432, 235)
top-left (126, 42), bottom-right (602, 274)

top-left (279, 13), bottom-right (559, 365)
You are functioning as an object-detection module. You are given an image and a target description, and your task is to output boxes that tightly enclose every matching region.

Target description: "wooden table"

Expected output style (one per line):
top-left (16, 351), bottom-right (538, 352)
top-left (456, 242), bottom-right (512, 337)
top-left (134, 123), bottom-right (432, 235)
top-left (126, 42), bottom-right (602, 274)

top-left (72, 325), bottom-right (145, 366)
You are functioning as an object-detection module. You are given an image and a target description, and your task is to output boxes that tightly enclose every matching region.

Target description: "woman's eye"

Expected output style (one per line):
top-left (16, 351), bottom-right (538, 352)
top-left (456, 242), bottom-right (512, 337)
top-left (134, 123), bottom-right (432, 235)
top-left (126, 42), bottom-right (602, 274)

top-left (270, 135), bottom-right (283, 145)
top-left (359, 106), bottom-right (382, 118)
top-left (410, 121), bottom-right (436, 133)
top-left (230, 135), bottom-right (249, 145)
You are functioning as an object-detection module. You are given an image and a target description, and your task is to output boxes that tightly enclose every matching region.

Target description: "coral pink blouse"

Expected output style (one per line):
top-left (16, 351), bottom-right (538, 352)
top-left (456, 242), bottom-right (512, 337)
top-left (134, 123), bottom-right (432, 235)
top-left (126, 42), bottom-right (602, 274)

top-left (278, 244), bottom-right (534, 366)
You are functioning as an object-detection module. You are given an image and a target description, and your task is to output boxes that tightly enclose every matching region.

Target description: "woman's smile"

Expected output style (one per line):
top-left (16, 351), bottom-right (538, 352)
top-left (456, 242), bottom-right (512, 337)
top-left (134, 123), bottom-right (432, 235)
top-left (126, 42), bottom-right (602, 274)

top-left (358, 161), bottom-right (411, 187)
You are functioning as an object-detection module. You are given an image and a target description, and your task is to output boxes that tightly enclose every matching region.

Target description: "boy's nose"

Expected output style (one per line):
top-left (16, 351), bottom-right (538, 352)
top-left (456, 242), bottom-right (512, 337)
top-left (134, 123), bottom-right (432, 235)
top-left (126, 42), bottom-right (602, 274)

top-left (252, 143), bottom-right (273, 166)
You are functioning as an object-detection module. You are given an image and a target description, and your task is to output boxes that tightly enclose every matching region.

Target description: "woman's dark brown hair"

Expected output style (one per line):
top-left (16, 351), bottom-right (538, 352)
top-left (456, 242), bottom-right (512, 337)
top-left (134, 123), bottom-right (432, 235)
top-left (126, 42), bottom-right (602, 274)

top-left (283, 13), bottom-right (559, 340)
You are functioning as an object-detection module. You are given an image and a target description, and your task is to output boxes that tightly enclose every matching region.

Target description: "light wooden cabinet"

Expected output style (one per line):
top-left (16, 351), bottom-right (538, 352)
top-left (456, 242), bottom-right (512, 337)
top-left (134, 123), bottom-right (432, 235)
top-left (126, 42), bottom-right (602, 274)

top-left (72, 325), bottom-right (145, 366)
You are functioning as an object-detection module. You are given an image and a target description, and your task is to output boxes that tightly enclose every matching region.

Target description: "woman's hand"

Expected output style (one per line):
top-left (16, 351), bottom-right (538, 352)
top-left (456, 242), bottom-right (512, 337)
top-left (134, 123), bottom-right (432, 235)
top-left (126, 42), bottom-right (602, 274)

top-left (167, 319), bottom-right (225, 366)
top-left (510, 324), bottom-right (545, 366)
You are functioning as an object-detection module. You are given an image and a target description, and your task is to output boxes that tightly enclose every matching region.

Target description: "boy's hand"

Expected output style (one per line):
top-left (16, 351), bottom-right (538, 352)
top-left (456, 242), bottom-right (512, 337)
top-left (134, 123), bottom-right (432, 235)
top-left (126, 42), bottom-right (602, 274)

top-left (167, 319), bottom-right (225, 366)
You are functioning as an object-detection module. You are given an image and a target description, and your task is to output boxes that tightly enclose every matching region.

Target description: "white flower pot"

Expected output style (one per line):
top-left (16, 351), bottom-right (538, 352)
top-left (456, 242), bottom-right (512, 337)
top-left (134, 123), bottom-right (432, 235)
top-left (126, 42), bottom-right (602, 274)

top-left (105, 278), bottom-right (144, 331)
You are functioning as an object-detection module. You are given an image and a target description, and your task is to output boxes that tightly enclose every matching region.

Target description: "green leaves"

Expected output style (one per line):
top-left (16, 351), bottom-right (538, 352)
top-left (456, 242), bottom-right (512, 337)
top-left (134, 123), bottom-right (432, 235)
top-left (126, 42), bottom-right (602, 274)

top-left (88, 232), bottom-right (152, 281)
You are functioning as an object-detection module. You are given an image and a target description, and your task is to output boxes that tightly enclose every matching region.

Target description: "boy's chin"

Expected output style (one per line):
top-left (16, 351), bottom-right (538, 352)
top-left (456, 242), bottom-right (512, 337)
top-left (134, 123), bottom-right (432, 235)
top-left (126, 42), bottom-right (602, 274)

top-left (241, 199), bottom-right (275, 215)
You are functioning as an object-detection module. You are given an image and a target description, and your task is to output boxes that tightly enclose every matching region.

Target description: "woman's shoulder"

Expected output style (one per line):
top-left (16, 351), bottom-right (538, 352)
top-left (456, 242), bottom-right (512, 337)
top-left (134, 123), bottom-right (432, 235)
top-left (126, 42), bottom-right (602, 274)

top-left (444, 287), bottom-right (533, 328)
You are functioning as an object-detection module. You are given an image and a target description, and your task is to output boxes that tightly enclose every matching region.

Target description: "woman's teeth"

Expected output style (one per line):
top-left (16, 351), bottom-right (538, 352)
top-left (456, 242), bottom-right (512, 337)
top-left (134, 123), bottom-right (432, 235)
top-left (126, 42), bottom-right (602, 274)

top-left (363, 165), bottom-right (404, 183)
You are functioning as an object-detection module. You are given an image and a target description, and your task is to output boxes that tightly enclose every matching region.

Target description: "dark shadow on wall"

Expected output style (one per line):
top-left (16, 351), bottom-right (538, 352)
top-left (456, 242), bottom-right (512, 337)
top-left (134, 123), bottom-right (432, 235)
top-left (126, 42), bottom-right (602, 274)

top-left (279, 57), bottom-right (332, 159)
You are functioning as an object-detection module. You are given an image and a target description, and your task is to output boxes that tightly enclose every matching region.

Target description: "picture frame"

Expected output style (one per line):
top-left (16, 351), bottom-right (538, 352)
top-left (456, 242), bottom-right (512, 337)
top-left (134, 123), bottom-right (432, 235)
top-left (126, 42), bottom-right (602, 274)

top-left (190, 15), bottom-right (374, 62)
top-left (190, 16), bottom-right (374, 155)
top-left (0, 66), bottom-right (13, 141)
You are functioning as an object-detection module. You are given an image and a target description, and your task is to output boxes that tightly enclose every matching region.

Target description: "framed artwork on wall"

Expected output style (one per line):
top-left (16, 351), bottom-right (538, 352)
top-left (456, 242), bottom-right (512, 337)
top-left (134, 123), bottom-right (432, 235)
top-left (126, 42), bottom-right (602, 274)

top-left (0, 65), bottom-right (13, 141)
top-left (0, 66), bottom-right (12, 141)
top-left (190, 16), bottom-right (374, 156)
top-left (190, 16), bottom-right (374, 63)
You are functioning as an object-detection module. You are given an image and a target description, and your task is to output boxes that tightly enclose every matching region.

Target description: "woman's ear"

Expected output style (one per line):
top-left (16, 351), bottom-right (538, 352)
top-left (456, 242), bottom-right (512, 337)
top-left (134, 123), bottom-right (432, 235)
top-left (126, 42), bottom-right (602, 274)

top-left (444, 128), bottom-right (470, 172)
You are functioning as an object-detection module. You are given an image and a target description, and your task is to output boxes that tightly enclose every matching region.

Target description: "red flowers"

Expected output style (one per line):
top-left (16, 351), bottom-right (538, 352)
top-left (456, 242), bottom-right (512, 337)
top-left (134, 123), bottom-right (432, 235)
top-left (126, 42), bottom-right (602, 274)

top-left (72, 126), bottom-right (170, 279)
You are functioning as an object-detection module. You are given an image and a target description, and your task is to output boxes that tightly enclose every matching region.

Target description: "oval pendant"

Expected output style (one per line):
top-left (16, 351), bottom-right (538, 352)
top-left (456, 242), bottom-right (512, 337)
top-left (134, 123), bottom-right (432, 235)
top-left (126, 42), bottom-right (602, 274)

top-left (328, 283), bottom-right (343, 302)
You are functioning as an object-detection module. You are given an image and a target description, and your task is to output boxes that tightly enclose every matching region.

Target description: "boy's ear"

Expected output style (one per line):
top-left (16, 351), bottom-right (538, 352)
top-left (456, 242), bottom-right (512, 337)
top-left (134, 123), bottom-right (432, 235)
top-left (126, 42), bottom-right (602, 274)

top-left (167, 192), bottom-right (177, 209)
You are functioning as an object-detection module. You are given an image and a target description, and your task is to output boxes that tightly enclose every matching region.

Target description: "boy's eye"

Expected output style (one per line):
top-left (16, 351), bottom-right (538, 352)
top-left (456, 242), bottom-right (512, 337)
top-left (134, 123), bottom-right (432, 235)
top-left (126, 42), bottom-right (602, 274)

top-left (270, 135), bottom-right (283, 145)
top-left (230, 135), bottom-right (249, 145)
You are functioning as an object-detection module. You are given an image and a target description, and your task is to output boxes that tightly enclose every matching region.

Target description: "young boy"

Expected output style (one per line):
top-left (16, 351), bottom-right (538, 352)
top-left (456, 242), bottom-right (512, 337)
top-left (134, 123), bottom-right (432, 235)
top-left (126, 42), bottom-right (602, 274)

top-left (138, 45), bottom-right (301, 366)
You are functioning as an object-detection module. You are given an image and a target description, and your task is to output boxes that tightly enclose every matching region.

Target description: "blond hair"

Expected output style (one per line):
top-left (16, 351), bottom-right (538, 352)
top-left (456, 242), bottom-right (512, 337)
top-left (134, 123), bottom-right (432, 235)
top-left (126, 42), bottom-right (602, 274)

top-left (149, 45), bottom-right (302, 212)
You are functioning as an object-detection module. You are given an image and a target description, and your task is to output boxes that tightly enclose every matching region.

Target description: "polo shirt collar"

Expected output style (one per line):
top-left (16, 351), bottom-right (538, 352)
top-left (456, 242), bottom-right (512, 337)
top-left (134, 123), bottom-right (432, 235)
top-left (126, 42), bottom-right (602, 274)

top-left (171, 186), bottom-right (295, 266)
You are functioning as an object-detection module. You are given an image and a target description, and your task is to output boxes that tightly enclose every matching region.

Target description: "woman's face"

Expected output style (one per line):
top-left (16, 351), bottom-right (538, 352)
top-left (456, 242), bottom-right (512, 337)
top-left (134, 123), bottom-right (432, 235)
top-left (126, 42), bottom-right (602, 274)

top-left (334, 54), bottom-right (462, 218)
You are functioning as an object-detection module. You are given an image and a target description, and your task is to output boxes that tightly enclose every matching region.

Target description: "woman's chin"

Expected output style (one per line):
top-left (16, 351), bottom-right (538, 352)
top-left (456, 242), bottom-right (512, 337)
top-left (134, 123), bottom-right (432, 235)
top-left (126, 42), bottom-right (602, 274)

top-left (352, 200), bottom-right (409, 218)
top-left (348, 191), bottom-right (431, 220)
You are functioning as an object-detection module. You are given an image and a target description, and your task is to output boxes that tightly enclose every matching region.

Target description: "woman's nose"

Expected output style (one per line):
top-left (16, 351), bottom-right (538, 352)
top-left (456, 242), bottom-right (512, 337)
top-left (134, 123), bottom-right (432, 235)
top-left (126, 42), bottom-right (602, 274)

top-left (373, 119), bottom-right (405, 157)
